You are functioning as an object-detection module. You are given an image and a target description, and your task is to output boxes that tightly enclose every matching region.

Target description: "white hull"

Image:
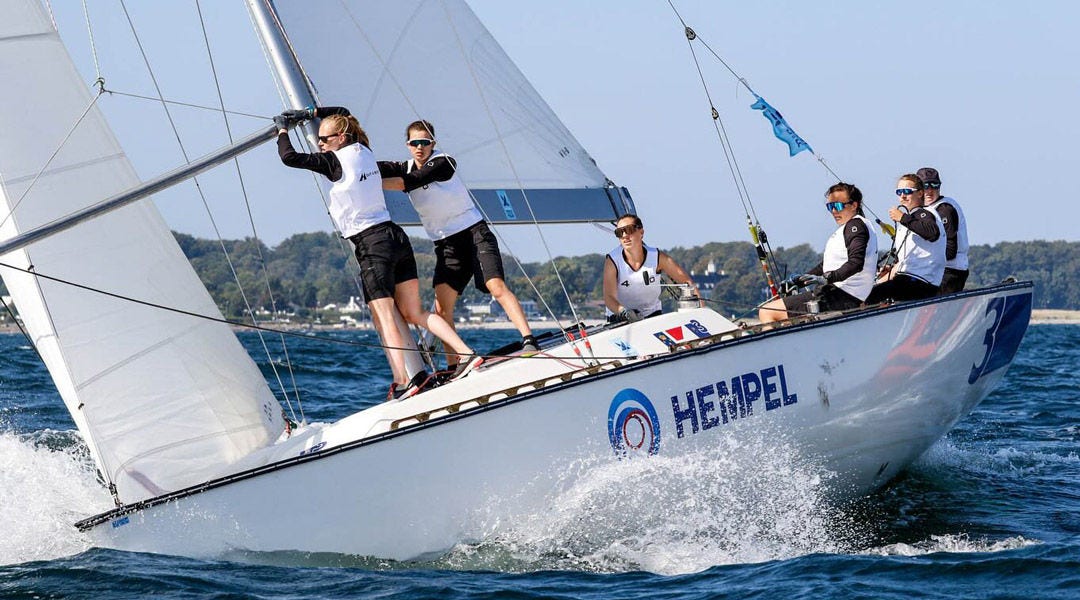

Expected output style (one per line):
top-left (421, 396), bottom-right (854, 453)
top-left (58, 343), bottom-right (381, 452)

top-left (81, 283), bottom-right (1032, 559)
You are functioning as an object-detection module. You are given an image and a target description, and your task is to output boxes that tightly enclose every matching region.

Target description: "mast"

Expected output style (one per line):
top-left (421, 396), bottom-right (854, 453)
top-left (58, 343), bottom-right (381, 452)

top-left (245, 0), bottom-right (320, 146)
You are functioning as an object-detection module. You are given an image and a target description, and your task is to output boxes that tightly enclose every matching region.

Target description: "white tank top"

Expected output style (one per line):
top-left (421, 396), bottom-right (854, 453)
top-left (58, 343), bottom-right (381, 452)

top-left (606, 243), bottom-right (662, 316)
top-left (823, 214), bottom-right (878, 301)
top-left (406, 152), bottom-right (484, 240)
top-left (329, 144), bottom-right (390, 237)
top-left (894, 208), bottom-right (946, 286)
top-left (930, 196), bottom-right (969, 270)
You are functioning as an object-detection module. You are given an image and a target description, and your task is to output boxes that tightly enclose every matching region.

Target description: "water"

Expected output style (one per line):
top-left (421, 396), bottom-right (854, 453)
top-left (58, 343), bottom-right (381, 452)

top-left (1, 325), bottom-right (1078, 599)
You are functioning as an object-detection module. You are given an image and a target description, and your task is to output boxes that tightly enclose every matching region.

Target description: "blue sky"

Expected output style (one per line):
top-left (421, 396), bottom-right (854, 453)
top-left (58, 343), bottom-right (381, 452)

top-left (48, 1), bottom-right (1080, 263)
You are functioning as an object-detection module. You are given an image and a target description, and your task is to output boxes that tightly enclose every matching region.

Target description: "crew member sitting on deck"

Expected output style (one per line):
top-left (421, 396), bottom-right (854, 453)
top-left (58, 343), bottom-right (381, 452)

top-left (865, 173), bottom-right (945, 304)
top-left (603, 214), bottom-right (699, 323)
top-left (917, 167), bottom-right (969, 294)
top-left (758, 182), bottom-right (878, 323)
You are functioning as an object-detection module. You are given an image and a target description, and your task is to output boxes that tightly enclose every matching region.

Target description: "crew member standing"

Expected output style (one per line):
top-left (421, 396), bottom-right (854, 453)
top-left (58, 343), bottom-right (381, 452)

top-left (379, 120), bottom-right (538, 364)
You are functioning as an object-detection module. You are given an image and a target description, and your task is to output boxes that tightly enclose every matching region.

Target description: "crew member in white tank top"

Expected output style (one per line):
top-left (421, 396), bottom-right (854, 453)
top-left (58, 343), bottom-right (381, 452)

top-left (379, 120), bottom-right (538, 358)
top-left (607, 242), bottom-right (663, 317)
top-left (758, 183), bottom-right (877, 324)
top-left (866, 174), bottom-right (946, 304)
top-left (603, 214), bottom-right (700, 322)
top-left (918, 167), bottom-right (969, 294)
top-left (328, 143), bottom-right (390, 237)
top-left (403, 151), bottom-right (482, 240)
top-left (276, 108), bottom-right (478, 399)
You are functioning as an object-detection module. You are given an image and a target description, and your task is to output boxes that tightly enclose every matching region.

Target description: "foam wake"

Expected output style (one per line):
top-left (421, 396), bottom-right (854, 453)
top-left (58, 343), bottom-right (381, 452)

top-left (0, 430), bottom-right (111, 565)
top-left (441, 434), bottom-right (857, 575)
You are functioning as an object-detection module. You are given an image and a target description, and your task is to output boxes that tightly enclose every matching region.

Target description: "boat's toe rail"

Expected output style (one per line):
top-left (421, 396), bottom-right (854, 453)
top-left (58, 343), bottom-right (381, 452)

top-left (389, 359), bottom-right (624, 431)
top-left (672, 307), bottom-right (859, 352)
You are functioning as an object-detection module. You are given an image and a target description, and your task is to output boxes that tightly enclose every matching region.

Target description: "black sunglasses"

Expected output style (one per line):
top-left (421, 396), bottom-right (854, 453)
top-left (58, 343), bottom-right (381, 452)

top-left (407, 138), bottom-right (434, 148)
top-left (924, 182), bottom-right (941, 189)
top-left (614, 224), bottom-right (640, 238)
top-left (317, 133), bottom-right (341, 143)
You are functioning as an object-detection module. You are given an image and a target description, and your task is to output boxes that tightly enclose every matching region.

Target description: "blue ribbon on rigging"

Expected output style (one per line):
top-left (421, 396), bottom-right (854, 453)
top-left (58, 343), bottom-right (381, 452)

top-left (750, 94), bottom-right (812, 157)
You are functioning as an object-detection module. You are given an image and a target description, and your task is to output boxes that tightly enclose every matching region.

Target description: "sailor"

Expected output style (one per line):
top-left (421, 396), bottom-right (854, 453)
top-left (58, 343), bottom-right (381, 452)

top-left (758, 182), bottom-right (878, 323)
top-left (378, 119), bottom-right (539, 364)
top-left (275, 107), bottom-right (481, 400)
top-left (603, 214), bottom-right (700, 322)
top-left (865, 174), bottom-right (946, 304)
top-left (917, 167), bottom-right (969, 294)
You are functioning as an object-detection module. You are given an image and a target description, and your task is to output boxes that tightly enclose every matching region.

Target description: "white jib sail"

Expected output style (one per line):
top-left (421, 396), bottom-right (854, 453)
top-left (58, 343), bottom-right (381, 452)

top-left (272, 0), bottom-right (609, 192)
top-left (0, 0), bottom-right (285, 504)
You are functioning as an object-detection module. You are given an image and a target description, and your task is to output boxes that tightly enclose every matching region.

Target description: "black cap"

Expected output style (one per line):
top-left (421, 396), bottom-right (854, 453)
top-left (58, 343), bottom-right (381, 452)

top-left (917, 167), bottom-right (941, 185)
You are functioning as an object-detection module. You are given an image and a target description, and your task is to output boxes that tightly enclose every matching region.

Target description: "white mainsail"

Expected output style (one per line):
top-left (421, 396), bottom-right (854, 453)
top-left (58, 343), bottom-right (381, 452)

top-left (271, 0), bottom-right (632, 223)
top-left (0, 0), bottom-right (285, 504)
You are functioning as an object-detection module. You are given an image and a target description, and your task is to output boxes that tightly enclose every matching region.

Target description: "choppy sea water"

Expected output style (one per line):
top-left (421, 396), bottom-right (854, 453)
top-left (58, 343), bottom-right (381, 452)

top-left (0, 324), bottom-right (1077, 599)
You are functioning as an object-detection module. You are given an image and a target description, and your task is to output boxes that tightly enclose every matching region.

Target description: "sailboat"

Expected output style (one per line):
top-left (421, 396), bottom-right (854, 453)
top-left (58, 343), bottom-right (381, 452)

top-left (0, 0), bottom-right (1031, 560)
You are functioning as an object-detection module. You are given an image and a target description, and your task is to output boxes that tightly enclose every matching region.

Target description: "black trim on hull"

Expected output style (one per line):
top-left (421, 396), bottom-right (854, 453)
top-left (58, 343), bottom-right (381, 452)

top-left (76, 281), bottom-right (1032, 531)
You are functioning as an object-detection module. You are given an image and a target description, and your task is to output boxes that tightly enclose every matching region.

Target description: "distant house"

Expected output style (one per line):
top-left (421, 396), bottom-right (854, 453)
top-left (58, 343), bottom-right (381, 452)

top-left (321, 296), bottom-right (364, 314)
top-left (338, 296), bottom-right (364, 314)
top-left (461, 299), bottom-right (546, 322)
top-left (690, 258), bottom-right (727, 291)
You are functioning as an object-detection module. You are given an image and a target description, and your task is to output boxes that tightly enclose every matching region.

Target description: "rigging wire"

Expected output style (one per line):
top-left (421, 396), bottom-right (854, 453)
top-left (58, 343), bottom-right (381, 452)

top-left (0, 259), bottom-right (633, 361)
top-left (100, 89), bottom-right (270, 120)
top-left (666, 2), bottom-right (785, 296)
top-left (0, 90), bottom-right (104, 233)
top-left (117, 0), bottom-right (300, 423)
top-left (80, 0), bottom-right (103, 90)
top-left (195, 0), bottom-right (303, 423)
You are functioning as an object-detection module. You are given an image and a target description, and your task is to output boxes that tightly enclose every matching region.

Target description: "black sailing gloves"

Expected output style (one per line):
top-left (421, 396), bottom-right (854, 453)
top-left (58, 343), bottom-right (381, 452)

top-left (274, 107), bottom-right (317, 131)
top-left (792, 274), bottom-right (827, 289)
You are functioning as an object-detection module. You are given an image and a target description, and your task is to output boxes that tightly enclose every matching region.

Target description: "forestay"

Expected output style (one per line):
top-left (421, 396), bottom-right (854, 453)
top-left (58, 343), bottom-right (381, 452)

top-left (0, 0), bottom-right (285, 504)
top-left (270, 0), bottom-right (634, 223)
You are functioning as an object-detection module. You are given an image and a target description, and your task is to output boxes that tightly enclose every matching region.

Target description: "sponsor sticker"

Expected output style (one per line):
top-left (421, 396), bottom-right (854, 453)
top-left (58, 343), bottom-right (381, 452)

top-left (607, 388), bottom-right (661, 456)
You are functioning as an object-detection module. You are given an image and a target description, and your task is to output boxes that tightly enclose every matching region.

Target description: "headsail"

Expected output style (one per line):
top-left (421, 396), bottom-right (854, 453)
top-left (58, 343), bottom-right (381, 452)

top-left (269, 0), bottom-right (634, 223)
top-left (0, 0), bottom-right (285, 503)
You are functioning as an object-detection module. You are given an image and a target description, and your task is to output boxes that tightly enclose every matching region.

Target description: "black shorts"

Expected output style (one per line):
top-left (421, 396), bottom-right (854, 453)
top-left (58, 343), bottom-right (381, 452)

top-left (432, 221), bottom-right (506, 295)
top-left (349, 221), bottom-right (418, 303)
top-left (782, 285), bottom-right (861, 316)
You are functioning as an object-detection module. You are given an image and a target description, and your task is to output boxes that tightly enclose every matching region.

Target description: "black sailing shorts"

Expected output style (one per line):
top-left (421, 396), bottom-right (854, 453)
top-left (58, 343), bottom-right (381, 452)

top-left (350, 221), bottom-right (418, 303)
top-left (432, 221), bottom-right (506, 295)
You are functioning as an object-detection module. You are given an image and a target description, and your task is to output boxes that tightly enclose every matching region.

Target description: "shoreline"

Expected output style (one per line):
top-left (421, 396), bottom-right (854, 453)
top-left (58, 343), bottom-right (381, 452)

top-left (0, 311), bottom-right (1074, 335)
top-left (1028, 309), bottom-right (1080, 325)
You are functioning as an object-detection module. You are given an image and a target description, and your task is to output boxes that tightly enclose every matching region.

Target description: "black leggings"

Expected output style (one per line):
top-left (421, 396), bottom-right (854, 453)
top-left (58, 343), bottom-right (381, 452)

top-left (866, 273), bottom-right (939, 304)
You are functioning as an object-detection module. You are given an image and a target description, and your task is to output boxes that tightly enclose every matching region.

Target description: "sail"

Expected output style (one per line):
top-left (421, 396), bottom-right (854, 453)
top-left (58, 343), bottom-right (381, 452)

top-left (0, 0), bottom-right (285, 503)
top-left (270, 0), bottom-right (634, 224)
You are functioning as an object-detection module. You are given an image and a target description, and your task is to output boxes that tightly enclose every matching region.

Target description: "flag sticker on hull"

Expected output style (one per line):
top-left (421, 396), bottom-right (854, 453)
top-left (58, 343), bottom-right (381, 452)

top-left (653, 320), bottom-right (711, 348)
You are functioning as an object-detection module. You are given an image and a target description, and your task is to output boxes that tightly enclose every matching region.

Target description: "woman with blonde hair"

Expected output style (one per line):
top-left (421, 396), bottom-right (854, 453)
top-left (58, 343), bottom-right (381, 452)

top-left (276, 107), bottom-right (481, 400)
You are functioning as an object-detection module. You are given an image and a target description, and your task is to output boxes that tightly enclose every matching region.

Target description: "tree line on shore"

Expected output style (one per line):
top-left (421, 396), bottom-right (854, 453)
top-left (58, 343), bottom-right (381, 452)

top-left (4, 232), bottom-right (1076, 319)
top-left (176, 232), bottom-right (1080, 319)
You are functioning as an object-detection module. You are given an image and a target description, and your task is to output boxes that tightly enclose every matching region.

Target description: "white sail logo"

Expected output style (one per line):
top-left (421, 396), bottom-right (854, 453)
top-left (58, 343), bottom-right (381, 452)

top-left (607, 388), bottom-right (661, 456)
